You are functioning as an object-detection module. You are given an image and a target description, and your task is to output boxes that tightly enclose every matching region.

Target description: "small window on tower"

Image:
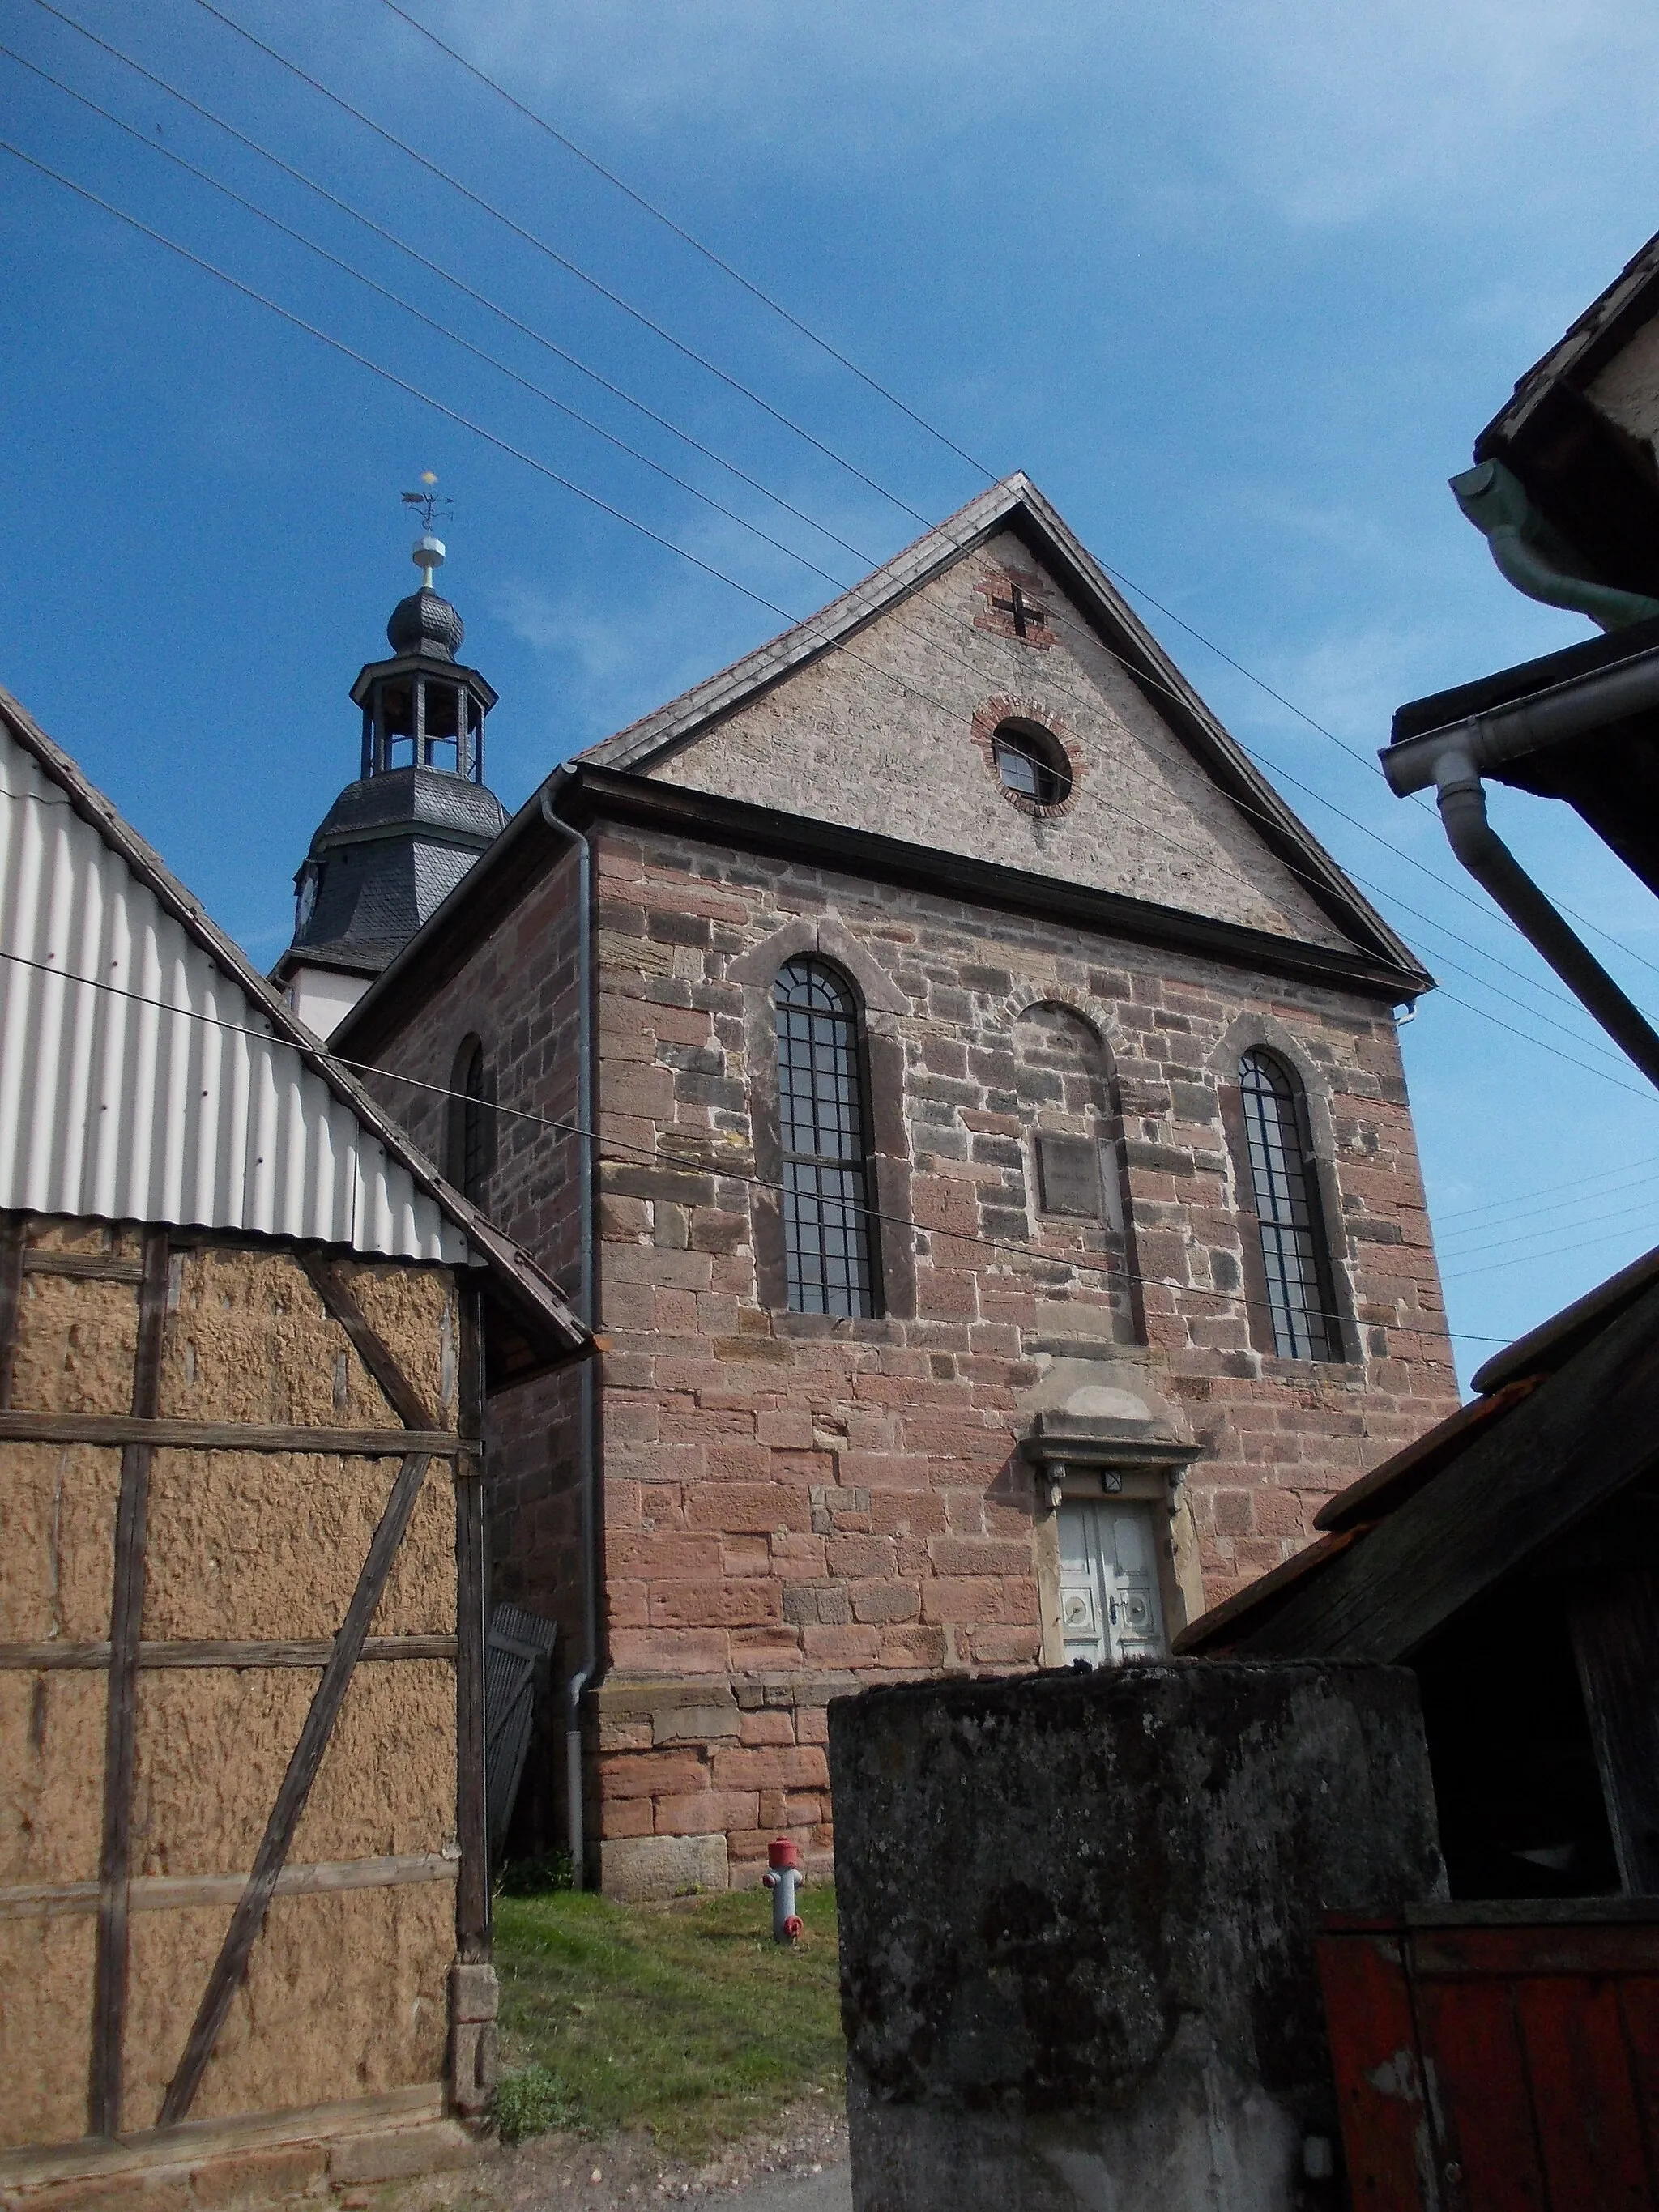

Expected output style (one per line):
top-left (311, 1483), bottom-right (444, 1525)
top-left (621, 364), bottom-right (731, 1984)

top-left (992, 719), bottom-right (1073, 811)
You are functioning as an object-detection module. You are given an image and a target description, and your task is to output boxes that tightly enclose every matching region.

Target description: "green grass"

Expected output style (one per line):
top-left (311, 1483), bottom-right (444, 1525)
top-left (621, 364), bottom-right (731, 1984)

top-left (493, 1882), bottom-right (845, 2154)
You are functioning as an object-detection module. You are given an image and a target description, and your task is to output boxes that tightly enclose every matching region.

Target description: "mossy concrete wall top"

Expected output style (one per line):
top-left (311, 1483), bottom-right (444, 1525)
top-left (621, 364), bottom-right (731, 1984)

top-left (829, 1660), bottom-right (1445, 2212)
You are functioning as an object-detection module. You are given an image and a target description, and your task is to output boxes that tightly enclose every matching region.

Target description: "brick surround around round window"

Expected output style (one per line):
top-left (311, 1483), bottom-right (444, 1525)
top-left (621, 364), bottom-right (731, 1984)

top-left (971, 697), bottom-right (1084, 819)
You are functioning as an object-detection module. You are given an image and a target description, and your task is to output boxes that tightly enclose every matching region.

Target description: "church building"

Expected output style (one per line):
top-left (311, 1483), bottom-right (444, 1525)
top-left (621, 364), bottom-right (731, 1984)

top-left (318, 474), bottom-right (1459, 1898)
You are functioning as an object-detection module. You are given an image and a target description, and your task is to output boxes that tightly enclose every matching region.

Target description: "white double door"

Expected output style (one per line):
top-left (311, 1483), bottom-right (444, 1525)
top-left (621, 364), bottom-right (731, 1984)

top-left (1057, 1498), bottom-right (1168, 1666)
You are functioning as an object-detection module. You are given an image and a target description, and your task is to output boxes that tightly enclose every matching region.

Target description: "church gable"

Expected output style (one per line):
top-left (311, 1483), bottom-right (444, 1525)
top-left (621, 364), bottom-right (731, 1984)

top-left (583, 479), bottom-right (1401, 962)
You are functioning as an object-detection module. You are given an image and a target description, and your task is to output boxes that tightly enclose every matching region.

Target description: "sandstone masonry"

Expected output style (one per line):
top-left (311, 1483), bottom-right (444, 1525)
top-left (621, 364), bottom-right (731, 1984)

top-left (338, 475), bottom-right (1460, 1898)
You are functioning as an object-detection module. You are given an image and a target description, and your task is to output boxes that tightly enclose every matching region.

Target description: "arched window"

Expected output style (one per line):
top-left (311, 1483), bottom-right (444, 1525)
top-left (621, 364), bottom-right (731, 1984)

top-left (450, 1037), bottom-right (492, 1205)
top-left (774, 960), bottom-right (879, 1317)
top-left (1238, 1048), bottom-right (1340, 1362)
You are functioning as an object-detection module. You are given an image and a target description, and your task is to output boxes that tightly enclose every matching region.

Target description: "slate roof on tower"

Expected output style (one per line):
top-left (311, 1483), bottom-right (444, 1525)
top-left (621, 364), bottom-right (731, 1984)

top-left (335, 474), bottom-right (1431, 1055)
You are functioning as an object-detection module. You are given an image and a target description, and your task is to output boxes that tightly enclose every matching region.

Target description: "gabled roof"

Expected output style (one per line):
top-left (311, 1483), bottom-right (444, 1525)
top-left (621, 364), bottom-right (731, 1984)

top-left (578, 473), bottom-right (1421, 979)
top-left (1174, 1241), bottom-right (1659, 1664)
top-left (0, 684), bottom-right (587, 1383)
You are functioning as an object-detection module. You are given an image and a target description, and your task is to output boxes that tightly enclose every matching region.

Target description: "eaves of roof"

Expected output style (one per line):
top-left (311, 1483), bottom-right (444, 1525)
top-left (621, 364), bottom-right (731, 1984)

top-left (1476, 227), bottom-right (1659, 454)
top-left (335, 758), bottom-right (1432, 1063)
top-left (1174, 1238), bottom-right (1659, 1660)
top-left (1, 685), bottom-right (589, 1382)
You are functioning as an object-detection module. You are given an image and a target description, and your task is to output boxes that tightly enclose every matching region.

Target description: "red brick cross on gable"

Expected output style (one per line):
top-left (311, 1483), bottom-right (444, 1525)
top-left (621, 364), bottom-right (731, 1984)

top-left (975, 569), bottom-right (1054, 648)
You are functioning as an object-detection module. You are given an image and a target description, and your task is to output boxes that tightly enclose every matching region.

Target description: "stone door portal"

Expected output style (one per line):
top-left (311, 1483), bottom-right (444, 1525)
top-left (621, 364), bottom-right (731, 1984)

top-left (1056, 1498), bottom-right (1168, 1665)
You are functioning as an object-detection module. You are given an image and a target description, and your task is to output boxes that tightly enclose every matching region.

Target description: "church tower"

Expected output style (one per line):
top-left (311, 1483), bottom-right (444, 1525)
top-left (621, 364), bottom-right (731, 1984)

top-left (275, 514), bottom-right (506, 1038)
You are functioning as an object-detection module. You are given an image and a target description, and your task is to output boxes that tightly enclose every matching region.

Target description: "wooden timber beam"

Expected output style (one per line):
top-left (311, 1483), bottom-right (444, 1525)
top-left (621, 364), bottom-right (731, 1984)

top-left (0, 1637), bottom-right (458, 1669)
top-left (20, 1251), bottom-right (147, 1283)
top-left (1, 1853), bottom-right (461, 1922)
top-left (0, 1217), bottom-right (24, 1411)
top-left (89, 1225), bottom-right (169, 2141)
top-left (296, 1254), bottom-right (438, 1430)
top-left (454, 1285), bottom-right (489, 1963)
top-left (0, 1412), bottom-right (473, 1455)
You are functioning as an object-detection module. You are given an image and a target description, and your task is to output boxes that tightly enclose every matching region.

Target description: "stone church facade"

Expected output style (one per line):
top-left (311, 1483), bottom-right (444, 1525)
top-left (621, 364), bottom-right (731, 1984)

top-left (331, 475), bottom-right (1459, 1898)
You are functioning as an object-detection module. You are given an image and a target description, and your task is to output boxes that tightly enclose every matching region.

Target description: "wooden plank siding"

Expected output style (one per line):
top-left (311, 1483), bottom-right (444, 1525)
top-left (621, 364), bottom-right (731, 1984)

top-left (88, 1226), bottom-right (169, 2139)
top-left (1320, 1907), bottom-right (1659, 2210)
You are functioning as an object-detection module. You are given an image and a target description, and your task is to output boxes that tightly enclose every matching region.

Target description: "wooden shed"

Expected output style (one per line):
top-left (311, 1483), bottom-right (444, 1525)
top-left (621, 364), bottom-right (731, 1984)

top-left (0, 689), bottom-right (588, 2201)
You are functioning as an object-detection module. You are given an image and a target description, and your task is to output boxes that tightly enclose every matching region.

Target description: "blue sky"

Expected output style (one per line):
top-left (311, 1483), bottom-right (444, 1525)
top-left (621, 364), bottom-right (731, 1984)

top-left (6, 0), bottom-right (1659, 1384)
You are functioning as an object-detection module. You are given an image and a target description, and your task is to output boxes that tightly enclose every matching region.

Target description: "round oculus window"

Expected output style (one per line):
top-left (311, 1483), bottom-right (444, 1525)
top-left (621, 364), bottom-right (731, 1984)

top-left (992, 718), bottom-right (1073, 810)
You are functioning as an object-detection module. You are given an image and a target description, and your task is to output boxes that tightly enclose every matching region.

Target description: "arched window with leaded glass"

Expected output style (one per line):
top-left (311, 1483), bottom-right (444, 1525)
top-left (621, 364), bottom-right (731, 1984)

top-left (1237, 1046), bottom-right (1340, 1362)
top-left (774, 959), bottom-right (880, 1317)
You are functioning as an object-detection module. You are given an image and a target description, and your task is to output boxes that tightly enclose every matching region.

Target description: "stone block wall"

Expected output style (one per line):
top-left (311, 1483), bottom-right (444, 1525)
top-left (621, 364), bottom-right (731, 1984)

top-left (357, 812), bottom-right (1458, 1892)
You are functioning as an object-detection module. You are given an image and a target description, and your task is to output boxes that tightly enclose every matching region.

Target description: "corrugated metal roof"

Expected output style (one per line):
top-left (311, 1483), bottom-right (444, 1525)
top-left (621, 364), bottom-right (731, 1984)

top-left (0, 710), bottom-right (467, 1263)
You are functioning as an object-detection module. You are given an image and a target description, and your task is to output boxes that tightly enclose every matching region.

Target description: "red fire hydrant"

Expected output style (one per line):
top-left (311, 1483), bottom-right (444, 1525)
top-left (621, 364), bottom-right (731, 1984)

top-left (762, 1837), bottom-right (804, 1942)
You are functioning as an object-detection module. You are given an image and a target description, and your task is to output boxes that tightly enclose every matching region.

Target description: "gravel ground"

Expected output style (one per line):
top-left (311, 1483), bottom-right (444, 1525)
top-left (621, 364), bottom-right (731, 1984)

top-left (373, 2095), bottom-right (851, 2212)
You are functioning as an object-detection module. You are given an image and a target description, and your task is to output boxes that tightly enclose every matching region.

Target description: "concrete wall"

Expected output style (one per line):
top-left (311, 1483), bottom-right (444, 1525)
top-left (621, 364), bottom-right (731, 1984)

top-left (2, 1220), bottom-right (465, 2153)
top-left (829, 1660), bottom-right (1447, 2212)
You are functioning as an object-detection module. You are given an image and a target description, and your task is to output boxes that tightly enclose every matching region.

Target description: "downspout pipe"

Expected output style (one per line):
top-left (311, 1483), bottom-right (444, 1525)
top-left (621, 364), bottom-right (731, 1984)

top-left (1430, 747), bottom-right (1659, 1093)
top-left (1451, 459), bottom-right (1659, 633)
top-left (539, 770), bottom-right (598, 1886)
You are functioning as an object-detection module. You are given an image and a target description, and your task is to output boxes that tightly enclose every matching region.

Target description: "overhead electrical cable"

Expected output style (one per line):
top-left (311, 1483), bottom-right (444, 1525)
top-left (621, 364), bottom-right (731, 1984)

top-left (29, 0), bottom-right (1652, 1005)
top-left (0, 941), bottom-right (1503, 1348)
top-left (1441, 1221), bottom-right (1659, 1281)
top-left (366, 0), bottom-right (1659, 987)
top-left (8, 130), bottom-right (1655, 1108)
top-left (25, 0), bottom-right (884, 571)
top-left (1435, 1192), bottom-right (1659, 1264)
top-left (1433, 1151), bottom-right (1659, 1225)
top-left (377, 0), bottom-right (1000, 487)
top-left (179, 0), bottom-right (936, 525)
top-left (0, 40), bottom-right (864, 591)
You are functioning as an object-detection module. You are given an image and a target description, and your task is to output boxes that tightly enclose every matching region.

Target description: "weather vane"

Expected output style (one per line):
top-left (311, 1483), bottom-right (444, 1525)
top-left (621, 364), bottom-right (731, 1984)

top-left (401, 470), bottom-right (453, 537)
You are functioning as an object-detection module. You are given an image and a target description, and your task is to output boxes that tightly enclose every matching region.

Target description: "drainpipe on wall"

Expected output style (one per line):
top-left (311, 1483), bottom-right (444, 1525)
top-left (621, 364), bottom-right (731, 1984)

top-left (1451, 459), bottom-right (1659, 632)
top-left (1383, 676), bottom-right (1659, 1089)
top-left (539, 769), bottom-right (598, 1887)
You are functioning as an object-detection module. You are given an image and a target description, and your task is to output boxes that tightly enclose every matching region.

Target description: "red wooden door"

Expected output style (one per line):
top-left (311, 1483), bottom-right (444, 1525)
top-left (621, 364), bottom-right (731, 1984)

top-left (1319, 1909), bottom-right (1659, 2211)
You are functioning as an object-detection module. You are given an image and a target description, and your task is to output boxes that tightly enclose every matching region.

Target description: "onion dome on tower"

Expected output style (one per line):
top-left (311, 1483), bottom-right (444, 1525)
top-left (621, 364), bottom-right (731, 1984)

top-left (274, 514), bottom-right (506, 1039)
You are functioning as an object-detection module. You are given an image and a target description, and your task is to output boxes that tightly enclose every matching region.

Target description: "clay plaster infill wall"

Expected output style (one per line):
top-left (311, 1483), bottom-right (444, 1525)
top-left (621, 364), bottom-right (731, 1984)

top-left (652, 527), bottom-right (1354, 951)
top-left (0, 1220), bottom-right (468, 2155)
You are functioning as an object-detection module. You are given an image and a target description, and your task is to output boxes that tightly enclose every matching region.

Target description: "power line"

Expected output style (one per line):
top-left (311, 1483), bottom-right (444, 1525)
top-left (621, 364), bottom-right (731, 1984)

top-left (30, 0), bottom-right (1651, 1016)
top-left (182, 0), bottom-right (934, 526)
top-left (0, 39), bottom-right (859, 593)
top-left (0, 940), bottom-right (1492, 1345)
top-left (1440, 1219), bottom-right (1659, 1283)
top-left (1436, 1190), bottom-right (1659, 1264)
top-left (12, 127), bottom-right (1657, 1115)
top-left (369, 0), bottom-right (1659, 990)
top-left (1432, 1149), bottom-right (1659, 1225)
top-left (27, 0), bottom-right (883, 573)
top-left (377, 0), bottom-right (998, 488)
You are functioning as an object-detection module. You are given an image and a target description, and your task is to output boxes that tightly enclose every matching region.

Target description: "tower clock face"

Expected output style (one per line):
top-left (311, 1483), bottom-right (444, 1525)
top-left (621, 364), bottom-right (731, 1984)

top-left (296, 868), bottom-right (318, 931)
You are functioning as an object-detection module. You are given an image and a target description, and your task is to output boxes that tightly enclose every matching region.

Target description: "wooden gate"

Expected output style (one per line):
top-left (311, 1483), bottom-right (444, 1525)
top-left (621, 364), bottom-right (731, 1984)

top-left (1319, 1902), bottom-right (1659, 2210)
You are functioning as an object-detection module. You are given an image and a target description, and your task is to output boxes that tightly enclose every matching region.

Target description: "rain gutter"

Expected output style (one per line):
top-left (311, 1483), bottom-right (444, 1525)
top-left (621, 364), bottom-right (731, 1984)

top-left (1380, 650), bottom-right (1659, 1091)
